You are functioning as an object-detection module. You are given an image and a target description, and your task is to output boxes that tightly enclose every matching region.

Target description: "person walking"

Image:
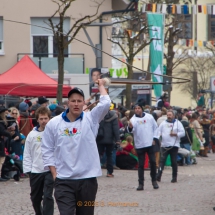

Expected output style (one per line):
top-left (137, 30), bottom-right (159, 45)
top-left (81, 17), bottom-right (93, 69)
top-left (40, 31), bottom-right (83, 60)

top-left (128, 103), bottom-right (159, 191)
top-left (156, 110), bottom-right (185, 183)
top-left (96, 108), bottom-right (120, 177)
top-left (23, 107), bottom-right (54, 215)
top-left (41, 80), bottom-right (111, 215)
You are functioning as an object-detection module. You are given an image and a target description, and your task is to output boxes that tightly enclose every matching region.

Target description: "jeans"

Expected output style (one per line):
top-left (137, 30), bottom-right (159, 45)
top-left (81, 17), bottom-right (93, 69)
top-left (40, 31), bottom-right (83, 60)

top-left (97, 144), bottom-right (114, 174)
top-left (180, 143), bottom-right (191, 165)
top-left (158, 147), bottom-right (178, 179)
top-left (100, 148), bottom-right (116, 166)
top-left (136, 146), bottom-right (157, 185)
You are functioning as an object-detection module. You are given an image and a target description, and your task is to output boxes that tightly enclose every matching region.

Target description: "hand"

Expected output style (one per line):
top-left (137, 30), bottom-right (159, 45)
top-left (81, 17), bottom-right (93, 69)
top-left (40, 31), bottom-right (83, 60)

top-left (14, 136), bottom-right (19, 141)
top-left (52, 173), bottom-right (57, 181)
top-left (96, 78), bottom-right (104, 86)
top-left (128, 121), bottom-right (133, 128)
top-left (10, 131), bottom-right (15, 136)
top-left (152, 140), bottom-right (155, 145)
top-left (170, 132), bottom-right (177, 137)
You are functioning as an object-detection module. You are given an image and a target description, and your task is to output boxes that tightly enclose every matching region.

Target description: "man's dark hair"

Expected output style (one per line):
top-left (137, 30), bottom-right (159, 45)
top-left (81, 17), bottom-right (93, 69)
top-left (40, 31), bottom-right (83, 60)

top-left (35, 106), bottom-right (51, 120)
top-left (91, 68), bottom-right (101, 77)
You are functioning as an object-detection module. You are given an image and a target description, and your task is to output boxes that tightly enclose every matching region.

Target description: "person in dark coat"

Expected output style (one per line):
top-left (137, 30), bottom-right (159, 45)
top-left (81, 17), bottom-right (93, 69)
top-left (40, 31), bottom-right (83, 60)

top-left (180, 116), bottom-right (193, 165)
top-left (0, 106), bottom-right (14, 181)
top-left (96, 110), bottom-right (120, 177)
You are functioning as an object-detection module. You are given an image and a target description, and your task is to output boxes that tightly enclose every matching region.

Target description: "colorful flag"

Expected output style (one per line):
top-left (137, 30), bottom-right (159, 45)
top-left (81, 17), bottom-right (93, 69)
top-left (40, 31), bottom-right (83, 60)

top-left (152, 4), bottom-right (156, 13)
top-left (157, 4), bottom-right (161, 13)
top-left (162, 4), bottom-right (167, 14)
top-left (177, 4), bottom-right (181, 14)
top-left (172, 5), bottom-right (176, 14)
top-left (198, 5), bottom-right (202, 13)
top-left (203, 5), bottom-right (207, 14)
top-left (147, 13), bottom-right (164, 97)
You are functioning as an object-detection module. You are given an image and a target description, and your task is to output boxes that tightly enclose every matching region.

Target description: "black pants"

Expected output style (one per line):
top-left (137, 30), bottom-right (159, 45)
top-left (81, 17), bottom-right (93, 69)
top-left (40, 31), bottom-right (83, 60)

top-left (97, 144), bottom-right (114, 174)
top-left (54, 177), bottom-right (98, 215)
top-left (158, 146), bottom-right (179, 178)
top-left (116, 154), bottom-right (137, 169)
top-left (30, 171), bottom-right (54, 215)
top-left (136, 146), bottom-right (156, 185)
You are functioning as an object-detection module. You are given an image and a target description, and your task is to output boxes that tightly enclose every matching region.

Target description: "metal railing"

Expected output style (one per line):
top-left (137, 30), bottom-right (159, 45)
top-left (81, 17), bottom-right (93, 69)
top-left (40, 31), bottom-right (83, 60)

top-left (17, 53), bottom-right (85, 74)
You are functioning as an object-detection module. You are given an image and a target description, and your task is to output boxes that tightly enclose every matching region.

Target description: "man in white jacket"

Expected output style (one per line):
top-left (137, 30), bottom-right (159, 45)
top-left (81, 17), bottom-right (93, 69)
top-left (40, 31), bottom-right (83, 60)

top-left (41, 79), bottom-right (111, 215)
top-left (23, 106), bottom-right (54, 215)
top-left (156, 110), bottom-right (185, 183)
top-left (128, 103), bottom-right (159, 191)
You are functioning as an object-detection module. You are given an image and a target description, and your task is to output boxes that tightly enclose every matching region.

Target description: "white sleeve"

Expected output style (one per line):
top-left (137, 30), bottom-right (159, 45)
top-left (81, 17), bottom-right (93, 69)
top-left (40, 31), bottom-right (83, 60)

top-left (90, 95), bottom-right (111, 123)
top-left (177, 121), bottom-right (185, 139)
top-left (41, 123), bottom-right (56, 170)
top-left (23, 134), bottom-right (32, 173)
top-left (152, 117), bottom-right (158, 138)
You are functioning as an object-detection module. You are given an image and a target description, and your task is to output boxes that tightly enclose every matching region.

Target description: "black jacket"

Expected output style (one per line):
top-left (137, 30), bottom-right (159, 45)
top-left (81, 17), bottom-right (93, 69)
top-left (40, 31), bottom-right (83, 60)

top-left (96, 111), bottom-right (120, 144)
top-left (0, 116), bottom-right (13, 156)
top-left (180, 120), bottom-right (193, 145)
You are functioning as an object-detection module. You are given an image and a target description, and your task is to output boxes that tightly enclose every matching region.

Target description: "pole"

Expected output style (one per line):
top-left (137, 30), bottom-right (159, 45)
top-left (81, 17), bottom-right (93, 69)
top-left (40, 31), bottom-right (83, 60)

top-left (211, 92), bottom-right (214, 109)
top-left (194, 0), bottom-right (197, 53)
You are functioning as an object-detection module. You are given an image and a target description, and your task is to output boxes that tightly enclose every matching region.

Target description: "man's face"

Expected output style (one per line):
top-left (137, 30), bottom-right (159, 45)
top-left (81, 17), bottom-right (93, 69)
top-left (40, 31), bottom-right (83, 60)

top-left (92, 71), bottom-right (101, 83)
top-left (37, 114), bottom-right (50, 129)
top-left (167, 112), bottom-right (174, 122)
top-left (68, 93), bottom-right (85, 117)
top-left (134, 106), bottom-right (142, 116)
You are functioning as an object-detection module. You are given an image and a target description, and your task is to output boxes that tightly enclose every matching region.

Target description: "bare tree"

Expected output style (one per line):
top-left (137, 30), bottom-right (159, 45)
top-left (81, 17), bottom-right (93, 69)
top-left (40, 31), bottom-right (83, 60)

top-left (48, 0), bottom-right (104, 103)
top-left (108, 11), bottom-right (153, 109)
top-left (176, 56), bottom-right (215, 103)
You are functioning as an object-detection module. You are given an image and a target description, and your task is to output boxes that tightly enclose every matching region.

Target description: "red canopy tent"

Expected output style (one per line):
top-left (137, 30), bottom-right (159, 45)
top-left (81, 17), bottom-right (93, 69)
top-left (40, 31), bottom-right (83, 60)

top-left (0, 55), bottom-right (71, 97)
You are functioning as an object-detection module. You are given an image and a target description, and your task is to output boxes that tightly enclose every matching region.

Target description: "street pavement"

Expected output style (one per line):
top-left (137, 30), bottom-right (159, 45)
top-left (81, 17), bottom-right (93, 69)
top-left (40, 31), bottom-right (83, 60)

top-left (1, 154), bottom-right (215, 215)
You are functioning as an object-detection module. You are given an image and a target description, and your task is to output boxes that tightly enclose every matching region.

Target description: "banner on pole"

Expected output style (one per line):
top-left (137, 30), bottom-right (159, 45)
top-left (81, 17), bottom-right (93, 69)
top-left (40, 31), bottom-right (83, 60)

top-left (147, 13), bottom-right (164, 97)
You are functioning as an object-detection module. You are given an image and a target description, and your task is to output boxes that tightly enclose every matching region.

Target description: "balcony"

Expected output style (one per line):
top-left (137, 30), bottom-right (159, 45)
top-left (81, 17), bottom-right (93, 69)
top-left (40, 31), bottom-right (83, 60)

top-left (17, 53), bottom-right (85, 74)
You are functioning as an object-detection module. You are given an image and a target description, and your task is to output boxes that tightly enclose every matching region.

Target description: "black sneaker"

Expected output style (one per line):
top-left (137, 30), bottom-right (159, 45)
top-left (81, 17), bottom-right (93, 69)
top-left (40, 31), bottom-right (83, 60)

top-left (136, 184), bottom-right (144, 191)
top-left (152, 181), bottom-right (159, 189)
top-left (0, 177), bottom-right (8, 182)
top-left (171, 178), bottom-right (177, 183)
top-left (2, 175), bottom-right (10, 180)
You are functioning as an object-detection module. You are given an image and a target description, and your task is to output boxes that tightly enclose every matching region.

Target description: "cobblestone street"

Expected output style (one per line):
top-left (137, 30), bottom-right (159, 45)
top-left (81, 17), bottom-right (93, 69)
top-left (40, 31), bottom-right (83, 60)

top-left (1, 154), bottom-right (215, 215)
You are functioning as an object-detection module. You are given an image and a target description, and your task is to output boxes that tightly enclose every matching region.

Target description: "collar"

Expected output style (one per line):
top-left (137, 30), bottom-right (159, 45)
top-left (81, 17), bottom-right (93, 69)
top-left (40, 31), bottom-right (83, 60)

top-left (135, 112), bottom-right (145, 118)
top-left (166, 119), bottom-right (176, 123)
top-left (35, 125), bottom-right (44, 132)
top-left (62, 109), bottom-right (84, 122)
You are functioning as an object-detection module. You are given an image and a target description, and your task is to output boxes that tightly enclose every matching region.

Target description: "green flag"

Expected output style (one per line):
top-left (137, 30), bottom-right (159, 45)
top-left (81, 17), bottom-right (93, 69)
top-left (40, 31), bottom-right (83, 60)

top-left (147, 13), bottom-right (164, 97)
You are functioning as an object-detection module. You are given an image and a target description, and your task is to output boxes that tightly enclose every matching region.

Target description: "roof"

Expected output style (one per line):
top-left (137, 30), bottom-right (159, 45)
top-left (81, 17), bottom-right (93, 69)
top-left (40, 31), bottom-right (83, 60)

top-left (0, 55), bottom-right (71, 97)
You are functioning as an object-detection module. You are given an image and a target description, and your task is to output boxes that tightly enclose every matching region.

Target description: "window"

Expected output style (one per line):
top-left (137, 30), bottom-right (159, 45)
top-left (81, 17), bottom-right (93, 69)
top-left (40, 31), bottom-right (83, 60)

top-left (208, 15), bottom-right (215, 40)
top-left (31, 17), bottom-right (70, 57)
top-left (176, 14), bottom-right (193, 39)
top-left (0, 17), bottom-right (4, 55)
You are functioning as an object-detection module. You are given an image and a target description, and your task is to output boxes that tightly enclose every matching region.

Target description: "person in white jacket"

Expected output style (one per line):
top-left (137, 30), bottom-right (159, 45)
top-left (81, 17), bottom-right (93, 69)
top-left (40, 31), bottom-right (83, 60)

top-left (41, 79), bottom-right (111, 215)
top-left (23, 106), bottom-right (54, 215)
top-left (128, 103), bottom-right (159, 191)
top-left (156, 110), bottom-right (185, 183)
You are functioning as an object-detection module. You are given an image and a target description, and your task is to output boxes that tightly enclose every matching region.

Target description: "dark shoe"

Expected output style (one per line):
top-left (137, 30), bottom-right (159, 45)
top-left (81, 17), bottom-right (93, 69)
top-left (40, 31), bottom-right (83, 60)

top-left (0, 177), bottom-right (8, 182)
top-left (2, 175), bottom-right (10, 180)
top-left (213, 207), bottom-right (215, 211)
top-left (152, 181), bottom-right (159, 189)
top-left (171, 178), bottom-right (177, 183)
top-left (156, 172), bottom-right (161, 182)
top-left (136, 184), bottom-right (144, 191)
top-left (106, 174), bottom-right (114, 177)
top-left (113, 165), bottom-right (120, 170)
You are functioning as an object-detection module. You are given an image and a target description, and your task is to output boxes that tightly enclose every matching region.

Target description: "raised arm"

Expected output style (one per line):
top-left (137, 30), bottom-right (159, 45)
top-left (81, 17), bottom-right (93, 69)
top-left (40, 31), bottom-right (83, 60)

top-left (90, 79), bottom-right (111, 123)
